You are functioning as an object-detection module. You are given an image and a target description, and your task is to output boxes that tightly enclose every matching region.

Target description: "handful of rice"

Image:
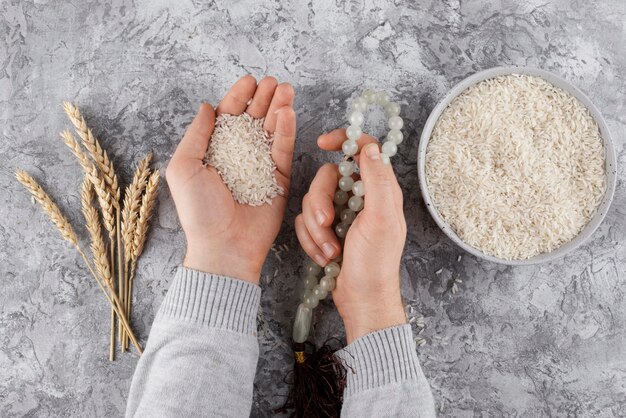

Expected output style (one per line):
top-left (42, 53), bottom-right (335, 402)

top-left (426, 74), bottom-right (606, 260)
top-left (204, 113), bottom-right (284, 206)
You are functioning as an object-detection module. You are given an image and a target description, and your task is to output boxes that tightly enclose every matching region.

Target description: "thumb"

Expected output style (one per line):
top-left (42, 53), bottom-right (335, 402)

top-left (173, 103), bottom-right (215, 162)
top-left (358, 143), bottom-right (400, 215)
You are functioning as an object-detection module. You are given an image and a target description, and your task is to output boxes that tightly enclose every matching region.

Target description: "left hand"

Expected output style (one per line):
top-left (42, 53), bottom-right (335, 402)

top-left (166, 76), bottom-right (296, 284)
top-left (295, 130), bottom-right (407, 343)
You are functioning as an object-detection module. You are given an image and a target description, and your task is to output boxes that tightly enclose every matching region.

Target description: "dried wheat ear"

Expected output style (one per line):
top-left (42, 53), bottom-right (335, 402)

top-left (16, 102), bottom-right (161, 359)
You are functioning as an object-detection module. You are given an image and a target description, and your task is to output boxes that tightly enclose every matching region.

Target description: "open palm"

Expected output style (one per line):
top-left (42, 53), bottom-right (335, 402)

top-left (166, 76), bottom-right (296, 283)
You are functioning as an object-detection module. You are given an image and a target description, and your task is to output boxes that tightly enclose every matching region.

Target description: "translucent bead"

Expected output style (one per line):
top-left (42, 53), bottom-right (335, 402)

top-left (382, 141), bottom-right (398, 157)
top-left (340, 208), bottom-right (356, 224)
top-left (303, 275), bottom-right (318, 290)
top-left (351, 97), bottom-right (367, 112)
top-left (342, 140), bottom-right (358, 156)
top-left (362, 89), bottom-right (376, 103)
top-left (352, 180), bottom-right (365, 197)
top-left (375, 91), bottom-right (390, 105)
top-left (381, 153), bottom-right (391, 165)
top-left (348, 195), bottom-right (364, 212)
top-left (385, 102), bottom-right (401, 117)
top-left (335, 222), bottom-right (349, 238)
top-left (338, 161), bottom-right (354, 177)
top-left (332, 254), bottom-right (343, 263)
top-left (387, 129), bottom-right (403, 144)
top-left (313, 285), bottom-right (328, 300)
top-left (334, 190), bottom-right (349, 205)
top-left (338, 176), bottom-right (354, 192)
top-left (388, 116), bottom-right (404, 130)
top-left (324, 262), bottom-right (341, 277)
top-left (320, 275), bottom-right (336, 292)
top-left (306, 263), bottom-right (322, 276)
top-left (347, 110), bottom-right (364, 126)
top-left (346, 125), bottom-right (362, 141)
top-left (292, 303), bottom-right (312, 343)
top-left (303, 291), bottom-right (319, 309)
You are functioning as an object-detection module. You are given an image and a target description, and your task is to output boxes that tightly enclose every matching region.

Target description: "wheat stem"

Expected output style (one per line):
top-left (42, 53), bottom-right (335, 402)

top-left (120, 152), bottom-right (153, 349)
top-left (80, 177), bottom-right (116, 361)
top-left (124, 170), bottom-right (160, 349)
top-left (116, 208), bottom-right (125, 350)
top-left (76, 247), bottom-right (143, 355)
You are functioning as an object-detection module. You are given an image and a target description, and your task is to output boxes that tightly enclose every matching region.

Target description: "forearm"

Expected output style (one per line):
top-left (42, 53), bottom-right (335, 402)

top-left (336, 325), bottom-right (436, 418)
top-left (126, 267), bottom-right (261, 417)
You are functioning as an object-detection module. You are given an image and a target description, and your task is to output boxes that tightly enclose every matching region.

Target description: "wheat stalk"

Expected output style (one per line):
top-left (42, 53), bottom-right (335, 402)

top-left (120, 152), bottom-right (152, 350)
top-left (86, 160), bottom-right (118, 352)
top-left (64, 129), bottom-right (118, 359)
top-left (63, 102), bottom-right (124, 350)
top-left (123, 170), bottom-right (159, 350)
top-left (81, 177), bottom-right (117, 361)
top-left (122, 152), bottom-right (153, 263)
top-left (63, 102), bottom-right (120, 205)
top-left (16, 170), bottom-right (79, 247)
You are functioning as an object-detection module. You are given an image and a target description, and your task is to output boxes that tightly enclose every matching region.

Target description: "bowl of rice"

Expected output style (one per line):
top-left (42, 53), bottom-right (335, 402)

top-left (417, 67), bottom-right (616, 265)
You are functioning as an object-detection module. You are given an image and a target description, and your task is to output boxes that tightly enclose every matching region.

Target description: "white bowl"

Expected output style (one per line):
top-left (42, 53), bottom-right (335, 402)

top-left (417, 67), bottom-right (617, 265)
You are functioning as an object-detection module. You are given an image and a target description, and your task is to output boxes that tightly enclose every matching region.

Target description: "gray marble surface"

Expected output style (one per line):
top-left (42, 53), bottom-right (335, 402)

top-left (1, 0), bottom-right (625, 416)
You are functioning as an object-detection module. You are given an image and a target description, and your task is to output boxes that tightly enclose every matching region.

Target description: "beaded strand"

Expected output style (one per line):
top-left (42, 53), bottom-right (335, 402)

top-left (293, 90), bottom-right (404, 343)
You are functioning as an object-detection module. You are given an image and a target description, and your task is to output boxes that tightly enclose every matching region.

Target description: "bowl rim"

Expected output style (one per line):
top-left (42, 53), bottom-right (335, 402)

top-left (417, 66), bottom-right (617, 265)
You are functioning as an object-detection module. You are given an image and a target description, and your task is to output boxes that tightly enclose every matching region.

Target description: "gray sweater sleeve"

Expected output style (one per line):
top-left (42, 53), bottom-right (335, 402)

top-left (336, 325), bottom-right (437, 417)
top-left (126, 267), bottom-right (435, 417)
top-left (126, 267), bottom-right (261, 417)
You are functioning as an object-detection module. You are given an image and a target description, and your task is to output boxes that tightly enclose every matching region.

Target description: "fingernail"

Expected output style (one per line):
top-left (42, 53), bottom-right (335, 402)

top-left (365, 143), bottom-right (380, 160)
top-left (315, 210), bottom-right (327, 226)
top-left (322, 242), bottom-right (336, 258)
top-left (314, 254), bottom-right (328, 267)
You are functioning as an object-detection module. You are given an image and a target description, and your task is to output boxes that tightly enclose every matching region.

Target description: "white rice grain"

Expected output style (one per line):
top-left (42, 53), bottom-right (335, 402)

top-left (426, 74), bottom-right (606, 260)
top-left (205, 113), bottom-right (284, 206)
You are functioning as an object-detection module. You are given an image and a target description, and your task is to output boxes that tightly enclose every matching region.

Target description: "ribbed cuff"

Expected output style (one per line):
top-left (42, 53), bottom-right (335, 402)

top-left (157, 267), bottom-right (261, 336)
top-left (336, 324), bottom-right (421, 397)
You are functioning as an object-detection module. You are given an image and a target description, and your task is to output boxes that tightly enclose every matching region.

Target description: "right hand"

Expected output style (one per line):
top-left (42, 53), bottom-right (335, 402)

top-left (295, 129), bottom-right (407, 344)
top-left (166, 75), bottom-right (296, 284)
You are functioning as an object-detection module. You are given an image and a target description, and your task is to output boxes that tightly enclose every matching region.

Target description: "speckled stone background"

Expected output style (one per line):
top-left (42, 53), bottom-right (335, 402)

top-left (1, 0), bottom-right (625, 416)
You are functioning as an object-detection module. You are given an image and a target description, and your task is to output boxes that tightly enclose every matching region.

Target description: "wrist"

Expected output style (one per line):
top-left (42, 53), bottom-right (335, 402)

top-left (341, 293), bottom-right (407, 344)
top-left (183, 243), bottom-right (262, 284)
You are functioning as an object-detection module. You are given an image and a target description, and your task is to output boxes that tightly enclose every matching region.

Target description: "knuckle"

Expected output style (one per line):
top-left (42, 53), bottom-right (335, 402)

top-left (373, 172), bottom-right (394, 188)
